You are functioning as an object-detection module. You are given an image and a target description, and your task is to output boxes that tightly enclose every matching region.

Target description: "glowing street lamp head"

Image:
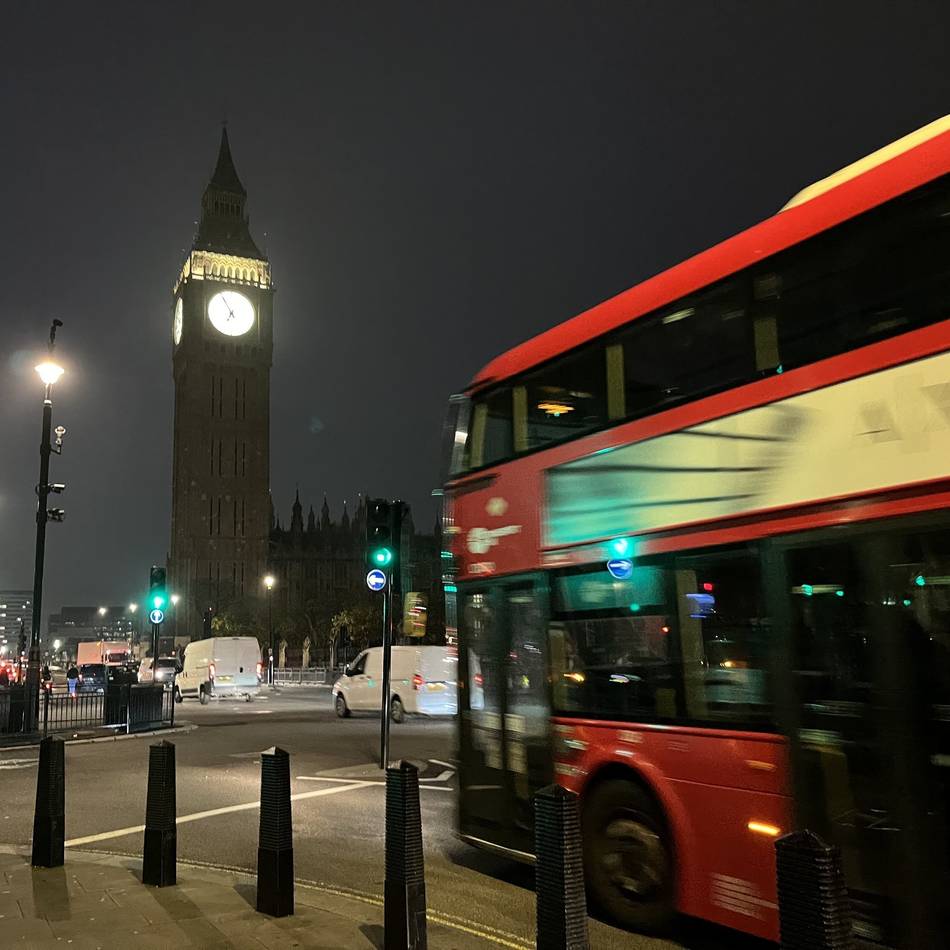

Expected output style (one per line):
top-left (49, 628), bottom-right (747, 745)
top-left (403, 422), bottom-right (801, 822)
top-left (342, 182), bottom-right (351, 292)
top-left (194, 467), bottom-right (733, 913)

top-left (128, 603), bottom-right (138, 613)
top-left (264, 575), bottom-right (275, 591)
top-left (170, 594), bottom-right (180, 606)
top-left (97, 606), bottom-right (107, 616)
top-left (35, 362), bottom-right (65, 387)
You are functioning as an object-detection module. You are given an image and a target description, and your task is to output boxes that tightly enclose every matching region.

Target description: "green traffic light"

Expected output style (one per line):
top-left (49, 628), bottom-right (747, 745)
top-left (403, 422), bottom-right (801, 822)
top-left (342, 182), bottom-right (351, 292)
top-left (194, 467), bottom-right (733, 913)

top-left (372, 548), bottom-right (393, 567)
top-left (152, 595), bottom-right (166, 610)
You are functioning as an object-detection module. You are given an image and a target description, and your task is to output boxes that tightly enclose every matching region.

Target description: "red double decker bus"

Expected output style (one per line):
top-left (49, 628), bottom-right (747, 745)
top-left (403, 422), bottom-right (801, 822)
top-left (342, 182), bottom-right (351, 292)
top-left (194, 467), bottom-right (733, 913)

top-left (442, 117), bottom-right (950, 946)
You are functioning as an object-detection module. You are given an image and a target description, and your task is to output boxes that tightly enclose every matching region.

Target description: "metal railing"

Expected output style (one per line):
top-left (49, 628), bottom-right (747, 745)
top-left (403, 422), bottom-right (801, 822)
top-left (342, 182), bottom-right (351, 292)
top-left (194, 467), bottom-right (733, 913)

top-left (27, 683), bottom-right (175, 737)
top-left (271, 668), bottom-right (327, 685)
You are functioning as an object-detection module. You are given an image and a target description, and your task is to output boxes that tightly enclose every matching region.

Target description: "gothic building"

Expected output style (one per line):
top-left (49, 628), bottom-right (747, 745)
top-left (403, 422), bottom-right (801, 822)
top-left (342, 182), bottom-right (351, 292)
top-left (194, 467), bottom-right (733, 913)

top-left (268, 492), bottom-right (444, 655)
top-left (167, 129), bottom-right (273, 639)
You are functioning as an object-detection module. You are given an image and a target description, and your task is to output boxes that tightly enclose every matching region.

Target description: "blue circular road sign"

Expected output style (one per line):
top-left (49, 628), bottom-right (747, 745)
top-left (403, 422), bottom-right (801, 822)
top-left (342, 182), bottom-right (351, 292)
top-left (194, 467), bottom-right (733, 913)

top-left (606, 558), bottom-right (634, 580)
top-left (149, 608), bottom-right (165, 624)
top-left (366, 569), bottom-right (387, 592)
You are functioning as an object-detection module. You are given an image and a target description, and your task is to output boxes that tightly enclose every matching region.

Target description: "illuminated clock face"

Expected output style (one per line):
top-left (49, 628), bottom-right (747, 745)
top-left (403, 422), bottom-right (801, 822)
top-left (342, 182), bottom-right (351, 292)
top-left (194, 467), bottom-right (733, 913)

top-left (173, 297), bottom-right (183, 345)
top-left (208, 290), bottom-right (255, 336)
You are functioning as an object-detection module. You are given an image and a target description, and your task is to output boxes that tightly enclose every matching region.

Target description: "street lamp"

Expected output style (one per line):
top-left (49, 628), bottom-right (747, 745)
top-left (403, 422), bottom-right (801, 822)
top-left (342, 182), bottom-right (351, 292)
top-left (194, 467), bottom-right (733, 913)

top-left (128, 603), bottom-right (138, 613)
top-left (98, 606), bottom-right (107, 616)
top-left (170, 594), bottom-right (181, 646)
top-left (27, 320), bottom-right (66, 731)
top-left (263, 575), bottom-right (275, 685)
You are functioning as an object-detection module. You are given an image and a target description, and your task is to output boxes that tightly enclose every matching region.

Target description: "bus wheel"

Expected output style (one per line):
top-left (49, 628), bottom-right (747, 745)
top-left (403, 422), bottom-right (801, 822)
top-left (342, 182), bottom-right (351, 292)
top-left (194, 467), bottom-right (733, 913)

top-left (174, 687), bottom-right (183, 704)
top-left (390, 696), bottom-right (405, 723)
top-left (199, 687), bottom-right (209, 706)
top-left (582, 779), bottom-right (674, 933)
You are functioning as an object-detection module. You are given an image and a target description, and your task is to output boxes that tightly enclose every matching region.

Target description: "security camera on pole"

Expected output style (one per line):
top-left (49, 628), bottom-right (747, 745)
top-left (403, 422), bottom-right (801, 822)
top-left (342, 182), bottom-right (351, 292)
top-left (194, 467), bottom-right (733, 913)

top-left (365, 498), bottom-right (407, 769)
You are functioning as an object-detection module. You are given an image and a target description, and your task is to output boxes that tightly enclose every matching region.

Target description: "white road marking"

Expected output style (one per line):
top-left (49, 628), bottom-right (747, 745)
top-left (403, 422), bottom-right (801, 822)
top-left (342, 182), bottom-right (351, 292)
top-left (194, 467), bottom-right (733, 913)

top-left (0, 758), bottom-right (37, 771)
top-left (430, 769), bottom-right (454, 782)
top-left (428, 758), bottom-right (455, 769)
top-left (65, 780), bottom-right (374, 847)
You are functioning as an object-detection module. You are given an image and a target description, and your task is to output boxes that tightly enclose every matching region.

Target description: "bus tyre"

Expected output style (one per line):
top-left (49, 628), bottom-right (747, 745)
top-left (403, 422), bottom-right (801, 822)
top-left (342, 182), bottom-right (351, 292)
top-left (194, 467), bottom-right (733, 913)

top-left (335, 694), bottom-right (350, 718)
top-left (199, 686), bottom-right (209, 706)
top-left (174, 687), bottom-right (183, 704)
top-left (582, 779), bottom-right (674, 933)
top-left (390, 696), bottom-right (405, 724)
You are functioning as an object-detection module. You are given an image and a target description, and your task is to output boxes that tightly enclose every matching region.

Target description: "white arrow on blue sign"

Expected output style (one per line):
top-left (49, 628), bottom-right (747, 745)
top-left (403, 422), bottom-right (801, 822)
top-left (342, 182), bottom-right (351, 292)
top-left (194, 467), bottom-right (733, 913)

top-left (606, 558), bottom-right (634, 580)
top-left (149, 608), bottom-right (165, 624)
top-left (366, 569), bottom-right (388, 592)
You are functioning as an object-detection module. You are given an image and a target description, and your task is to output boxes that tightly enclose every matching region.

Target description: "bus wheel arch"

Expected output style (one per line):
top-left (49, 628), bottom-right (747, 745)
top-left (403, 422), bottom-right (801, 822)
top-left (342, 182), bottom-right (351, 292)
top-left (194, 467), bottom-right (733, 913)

top-left (578, 763), bottom-right (677, 933)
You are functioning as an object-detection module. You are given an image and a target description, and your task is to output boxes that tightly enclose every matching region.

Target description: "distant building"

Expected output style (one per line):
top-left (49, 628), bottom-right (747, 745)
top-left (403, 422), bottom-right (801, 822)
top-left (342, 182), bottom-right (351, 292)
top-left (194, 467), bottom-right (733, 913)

top-left (265, 492), bottom-right (444, 664)
top-left (0, 589), bottom-right (32, 659)
top-left (47, 606), bottom-right (137, 662)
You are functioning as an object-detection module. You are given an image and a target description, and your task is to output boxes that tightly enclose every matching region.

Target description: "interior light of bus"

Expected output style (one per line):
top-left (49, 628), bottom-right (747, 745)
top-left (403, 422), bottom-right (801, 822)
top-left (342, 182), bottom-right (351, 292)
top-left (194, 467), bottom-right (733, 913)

top-left (609, 537), bottom-right (631, 557)
top-left (661, 307), bottom-right (694, 325)
top-left (563, 671), bottom-right (586, 683)
top-left (747, 820), bottom-right (781, 837)
top-left (537, 401), bottom-right (575, 417)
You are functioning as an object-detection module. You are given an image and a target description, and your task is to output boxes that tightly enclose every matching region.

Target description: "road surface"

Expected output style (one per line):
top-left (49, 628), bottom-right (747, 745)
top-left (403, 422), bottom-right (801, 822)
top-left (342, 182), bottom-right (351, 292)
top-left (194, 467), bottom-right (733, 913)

top-left (0, 687), bottom-right (771, 949)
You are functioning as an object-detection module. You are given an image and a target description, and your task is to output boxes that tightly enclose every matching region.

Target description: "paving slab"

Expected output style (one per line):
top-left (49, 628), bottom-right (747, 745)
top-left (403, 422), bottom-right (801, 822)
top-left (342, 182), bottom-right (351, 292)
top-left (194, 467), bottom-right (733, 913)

top-left (0, 846), bottom-right (510, 948)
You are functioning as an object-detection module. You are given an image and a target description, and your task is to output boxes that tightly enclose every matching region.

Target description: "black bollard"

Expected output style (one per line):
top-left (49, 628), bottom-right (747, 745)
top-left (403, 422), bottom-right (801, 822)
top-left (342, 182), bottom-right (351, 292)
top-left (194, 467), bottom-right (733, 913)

top-left (775, 830), bottom-right (853, 949)
top-left (384, 760), bottom-right (427, 950)
top-left (31, 735), bottom-right (65, 868)
top-left (142, 740), bottom-right (177, 886)
top-left (534, 784), bottom-right (589, 950)
top-left (257, 746), bottom-right (294, 917)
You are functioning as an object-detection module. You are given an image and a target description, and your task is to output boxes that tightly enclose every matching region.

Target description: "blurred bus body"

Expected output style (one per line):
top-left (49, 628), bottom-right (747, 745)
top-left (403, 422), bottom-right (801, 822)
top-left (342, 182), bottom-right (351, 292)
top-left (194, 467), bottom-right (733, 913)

top-left (442, 116), bottom-right (950, 945)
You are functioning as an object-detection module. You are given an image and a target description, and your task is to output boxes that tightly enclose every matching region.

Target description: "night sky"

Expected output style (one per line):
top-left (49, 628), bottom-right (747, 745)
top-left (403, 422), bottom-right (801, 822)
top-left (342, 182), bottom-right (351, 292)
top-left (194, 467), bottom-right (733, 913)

top-left (3, 1), bottom-right (950, 622)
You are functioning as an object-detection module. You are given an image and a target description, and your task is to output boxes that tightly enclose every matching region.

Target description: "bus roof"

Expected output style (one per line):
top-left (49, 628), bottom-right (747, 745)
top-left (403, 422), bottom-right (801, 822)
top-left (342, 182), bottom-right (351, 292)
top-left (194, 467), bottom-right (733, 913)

top-left (471, 116), bottom-right (950, 390)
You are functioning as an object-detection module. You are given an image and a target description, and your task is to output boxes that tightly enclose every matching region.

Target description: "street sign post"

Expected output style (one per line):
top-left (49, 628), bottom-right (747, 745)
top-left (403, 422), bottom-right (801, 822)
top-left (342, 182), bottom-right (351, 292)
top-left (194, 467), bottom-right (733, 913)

top-left (148, 608), bottom-right (165, 625)
top-left (366, 569), bottom-right (387, 592)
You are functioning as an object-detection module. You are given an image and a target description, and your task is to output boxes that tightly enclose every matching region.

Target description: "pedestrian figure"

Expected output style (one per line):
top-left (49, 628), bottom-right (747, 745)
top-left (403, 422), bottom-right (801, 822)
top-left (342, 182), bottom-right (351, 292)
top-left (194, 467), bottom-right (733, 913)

top-left (66, 663), bottom-right (79, 696)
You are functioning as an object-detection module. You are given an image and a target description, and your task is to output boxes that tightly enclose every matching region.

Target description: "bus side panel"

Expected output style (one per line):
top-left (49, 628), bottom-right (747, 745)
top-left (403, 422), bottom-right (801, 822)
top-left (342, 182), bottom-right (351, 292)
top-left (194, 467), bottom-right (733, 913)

top-left (558, 720), bottom-right (791, 942)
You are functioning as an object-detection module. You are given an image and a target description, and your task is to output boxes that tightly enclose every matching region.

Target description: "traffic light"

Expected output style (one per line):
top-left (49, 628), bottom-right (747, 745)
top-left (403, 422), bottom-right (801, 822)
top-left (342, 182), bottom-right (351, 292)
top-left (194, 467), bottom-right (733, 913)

top-left (149, 566), bottom-right (167, 611)
top-left (366, 498), bottom-right (394, 570)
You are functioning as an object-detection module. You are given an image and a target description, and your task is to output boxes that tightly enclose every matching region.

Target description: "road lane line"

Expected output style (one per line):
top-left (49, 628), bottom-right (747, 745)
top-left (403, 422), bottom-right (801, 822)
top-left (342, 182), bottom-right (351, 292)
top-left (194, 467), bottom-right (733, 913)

top-left (65, 780), bottom-right (374, 847)
top-left (428, 758), bottom-right (455, 769)
top-left (430, 768), bottom-right (454, 782)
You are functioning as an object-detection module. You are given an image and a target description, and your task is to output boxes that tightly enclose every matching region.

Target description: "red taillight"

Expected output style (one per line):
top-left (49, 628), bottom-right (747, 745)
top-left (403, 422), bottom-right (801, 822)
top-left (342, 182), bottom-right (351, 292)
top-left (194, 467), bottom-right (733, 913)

top-left (412, 673), bottom-right (424, 691)
top-left (473, 673), bottom-right (484, 688)
top-left (209, 663), bottom-right (215, 680)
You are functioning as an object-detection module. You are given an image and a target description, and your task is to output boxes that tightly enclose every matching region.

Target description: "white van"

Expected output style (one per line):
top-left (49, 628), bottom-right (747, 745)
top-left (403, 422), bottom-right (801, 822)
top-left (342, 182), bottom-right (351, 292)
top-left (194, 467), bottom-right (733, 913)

top-left (175, 636), bottom-right (262, 704)
top-left (332, 646), bottom-right (457, 722)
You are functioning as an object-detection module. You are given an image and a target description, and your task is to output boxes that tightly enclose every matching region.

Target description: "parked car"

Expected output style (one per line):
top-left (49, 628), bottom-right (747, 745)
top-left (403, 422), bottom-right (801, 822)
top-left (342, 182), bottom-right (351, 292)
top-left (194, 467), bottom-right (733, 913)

top-left (175, 636), bottom-right (261, 703)
top-left (333, 646), bottom-right (458, 722)
top-left (138, 657), bottom-right (178, 685)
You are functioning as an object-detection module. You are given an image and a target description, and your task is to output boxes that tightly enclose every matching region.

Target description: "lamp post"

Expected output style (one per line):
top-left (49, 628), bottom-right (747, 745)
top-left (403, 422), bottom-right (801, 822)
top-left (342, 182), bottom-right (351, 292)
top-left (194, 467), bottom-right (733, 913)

top-left (170, 594), bottom-right (180, 651)
top-left (263, 575), bottom-right (275, 685)
top-left (27, 320), bottom-right (66, 731)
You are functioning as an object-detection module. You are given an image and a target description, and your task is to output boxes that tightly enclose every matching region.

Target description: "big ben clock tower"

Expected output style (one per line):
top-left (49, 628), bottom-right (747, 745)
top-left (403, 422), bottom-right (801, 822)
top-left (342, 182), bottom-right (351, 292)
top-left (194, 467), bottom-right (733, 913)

top-left (168, 128), bottom-right (273, 639)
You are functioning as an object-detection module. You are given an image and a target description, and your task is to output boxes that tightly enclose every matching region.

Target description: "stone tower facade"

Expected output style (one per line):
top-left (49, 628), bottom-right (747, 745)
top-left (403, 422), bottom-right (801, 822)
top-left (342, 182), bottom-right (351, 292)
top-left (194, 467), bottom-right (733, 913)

top-left (168, 129), bottom-right (274, 639)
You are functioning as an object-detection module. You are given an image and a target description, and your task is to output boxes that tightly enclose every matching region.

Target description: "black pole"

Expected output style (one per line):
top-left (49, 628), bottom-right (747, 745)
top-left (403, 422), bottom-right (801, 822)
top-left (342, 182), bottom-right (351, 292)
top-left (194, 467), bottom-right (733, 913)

top-left (31, 735), bottom-right (65, 867)
top-left (142, 740), bottom-right (177, 886)
top-left (257, 746), bottom-right (294, 916)
top-left (26, 395), bottom-right (53, 732)
top-left (534, 784), bottom-right (589, 950)
top-left (384, 760), bottom-right (427, 950)
top-left (268, 588), bottom-right (274, 685)
top-left (379, 576), bottom-right (393, 769)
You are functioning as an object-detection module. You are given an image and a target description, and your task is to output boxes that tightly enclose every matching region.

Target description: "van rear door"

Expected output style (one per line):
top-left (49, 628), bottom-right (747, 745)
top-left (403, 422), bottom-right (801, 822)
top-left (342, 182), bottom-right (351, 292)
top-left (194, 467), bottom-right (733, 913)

top-left (416, 647), bottom-right (458, 715)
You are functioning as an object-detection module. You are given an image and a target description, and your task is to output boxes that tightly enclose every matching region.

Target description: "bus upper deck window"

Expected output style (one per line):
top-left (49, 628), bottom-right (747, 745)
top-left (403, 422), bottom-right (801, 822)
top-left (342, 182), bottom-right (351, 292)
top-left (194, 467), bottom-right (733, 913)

top-left (470, 387), bottom-right (513, 469)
